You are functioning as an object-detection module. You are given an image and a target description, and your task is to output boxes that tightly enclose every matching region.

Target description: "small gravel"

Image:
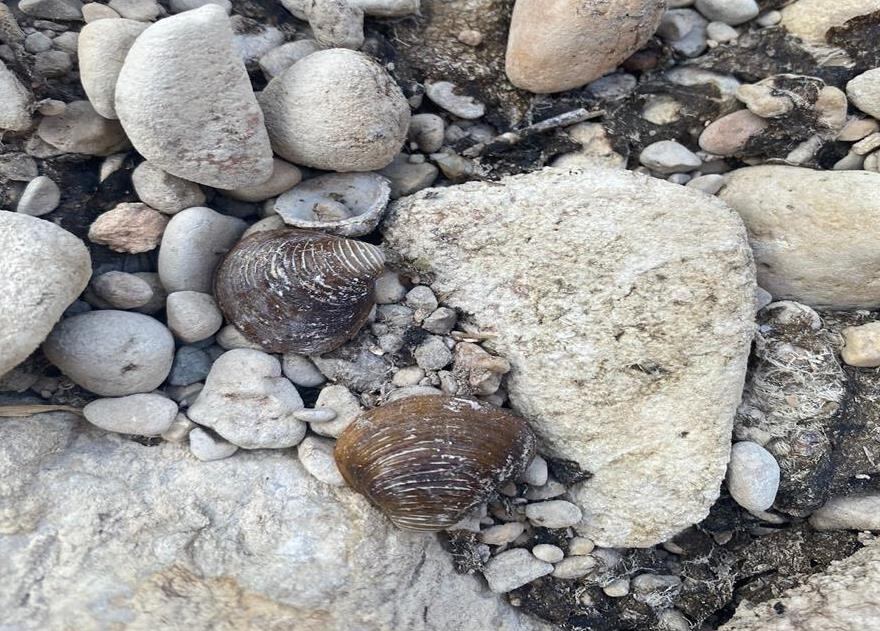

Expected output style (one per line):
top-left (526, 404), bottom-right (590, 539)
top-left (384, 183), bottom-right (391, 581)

top-left (422, 307), bottom-right (457, 335)
top-left (425, 81), bottom-right (485, 119)
top-left (603, 577), bottom-right (631, 597)
top-left (552, 555), bottom-right (597, 579)
top-left (189, 427), bottom-right (239, 461)
top-left (531, 544), bottom-right (564, 563)
top-left (480, 522), bottom-right (526, 545)
top-left (297, 435), bottom-right (346, 486)
top-left (639, 140), bottom-right (702, 174)
top-left (83, 393), bottom-right (178, 436)
top-left (726, 441), bottom-right (780, 512)
top-left (374, 271), bottom-right (407, 304)
top-left (695, 0), bottom-right (758, 25)
top-left (414, 335), bottom-right (453, 370)
top-left (167, 346), bottom-right (213, 386)
top-left (282, 353), bottom-right (326, 388)
top-left (90, 271), bottom-right (154, 309)
top-left (567, 536), bottom-right (595, 556)
top-left (525, 500), bottom-right (583, 529)
top-left (519, 455), bottom-right (549, 487)
top-left (841, 322), bottom-right (880, 367)
top-left (312, 384), bottom-right (363, 438)
top-left (482, 548), bottom-right (553, 593)
top-left (166, 291), bottom-right (223, 343)
top-left (160, 412), bottom-right (196, 442)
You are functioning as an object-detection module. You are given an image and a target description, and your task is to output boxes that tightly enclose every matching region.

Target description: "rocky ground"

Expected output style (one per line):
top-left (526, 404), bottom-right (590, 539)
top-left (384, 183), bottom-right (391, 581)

top-left (2, 0), bottom-right (880, 629)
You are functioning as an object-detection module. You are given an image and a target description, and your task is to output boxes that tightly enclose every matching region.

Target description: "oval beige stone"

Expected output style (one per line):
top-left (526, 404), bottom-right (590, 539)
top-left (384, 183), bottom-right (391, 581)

top-left (114, 5), bottom-right (273, 188)
top-left (719, 166), bottom-right (880, 309)
top-left (505, 0), bottom-right (665, 94)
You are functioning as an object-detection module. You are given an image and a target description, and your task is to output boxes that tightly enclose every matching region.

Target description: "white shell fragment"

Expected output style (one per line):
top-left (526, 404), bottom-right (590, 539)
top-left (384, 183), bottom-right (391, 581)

top-left (274, 172), bottom-right (390, 237)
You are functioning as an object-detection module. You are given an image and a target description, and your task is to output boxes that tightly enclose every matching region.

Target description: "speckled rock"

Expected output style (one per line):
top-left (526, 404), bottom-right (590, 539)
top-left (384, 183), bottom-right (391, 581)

top-left (505, 0), bottom-right (666, 93)
top-left (0, 412), bottom-right (552, 630)
top-left (115, 5), bottom-right (273, 187)
top-left (260, 48), bottom-right (410, 171)
top-left (726, 441), bottom-right (780, 512)
top-left (187, 349), bottom-right (306, 449)
top-left (166, 291), bottom-right (223, 343)
top-left (0, 212), bottom-right (91, 378)
top-left (78, 18), bottom-right (148, 119)
top-left (43, 310), bottom-right (175, 396)
top-left (719, 166), bottom-right (880, 309)
top-left (383, 168), bottom-right (756, 547)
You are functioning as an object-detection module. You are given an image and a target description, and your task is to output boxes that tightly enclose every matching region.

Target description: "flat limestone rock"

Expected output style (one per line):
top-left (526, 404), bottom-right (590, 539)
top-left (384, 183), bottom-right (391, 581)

top-left (0, 212), bottom-right (91, 378)
top-left (719, 166), bottom-right (880, 309)
top-left (115, 5), bottom-right (273, 188)
top-left (720, 543), bottom-right (880, 630)
top-left (0, 413), bottom-right (551, 631)
top-left (382, 168), bottom-right (756, 547)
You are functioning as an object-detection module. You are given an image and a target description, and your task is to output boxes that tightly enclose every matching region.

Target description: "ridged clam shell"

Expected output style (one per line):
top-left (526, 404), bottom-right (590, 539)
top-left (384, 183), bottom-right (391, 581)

top-left (334, 395), bottom-right (537, 531)
top-left (214, 228), bottom-right (384, 355)
top-left (274, 172), bottom-right (391, 238)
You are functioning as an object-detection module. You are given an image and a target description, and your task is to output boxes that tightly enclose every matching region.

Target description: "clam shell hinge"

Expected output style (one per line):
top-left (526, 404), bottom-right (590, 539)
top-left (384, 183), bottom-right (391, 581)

top-left (334, 395), bottom-right (537, 531)
top-left (214, 228), bottom-right (385, 355)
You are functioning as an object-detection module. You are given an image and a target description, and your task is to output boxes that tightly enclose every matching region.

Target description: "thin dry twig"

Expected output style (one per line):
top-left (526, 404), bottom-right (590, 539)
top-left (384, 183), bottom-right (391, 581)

top-left (0, 404), bottom-right (83, 418)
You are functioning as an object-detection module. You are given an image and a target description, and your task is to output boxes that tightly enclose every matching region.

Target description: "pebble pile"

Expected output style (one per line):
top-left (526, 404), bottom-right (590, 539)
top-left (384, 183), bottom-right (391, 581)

top-left (2, 0), bottom-right (880, 629)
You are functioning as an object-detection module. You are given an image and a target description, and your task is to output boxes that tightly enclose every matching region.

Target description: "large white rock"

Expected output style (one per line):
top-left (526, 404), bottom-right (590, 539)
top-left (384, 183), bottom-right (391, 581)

top-left (260, 48), bottom-right (410, 172)
top-left (0, 413), bottom-right (550, 631)
top-left (78, 18), bottom-right (147, 119)
top-left (382, 168), bottom-right (756, 547)
top-left (719, 166), bottom-right (880, 309)
top-left (505, 0), bottom-right (665, 94)
top-left (115, 5), bottom-right (273, 188)
top-left (0, 212), bottom-right (91, 378)
top-left (720, 543), bottom-right (880, 630)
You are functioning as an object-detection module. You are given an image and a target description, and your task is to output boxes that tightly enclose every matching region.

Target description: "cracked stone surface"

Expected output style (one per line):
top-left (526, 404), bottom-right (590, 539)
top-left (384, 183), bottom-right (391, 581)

top-left (0, 412), bottom-right (551, 631)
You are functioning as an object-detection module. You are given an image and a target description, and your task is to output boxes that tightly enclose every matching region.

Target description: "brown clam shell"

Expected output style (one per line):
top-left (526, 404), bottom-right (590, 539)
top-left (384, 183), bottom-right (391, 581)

top-left (335, 395), bottom-right (537, 531)
top-left (214, 228), bottom-right (384, 355)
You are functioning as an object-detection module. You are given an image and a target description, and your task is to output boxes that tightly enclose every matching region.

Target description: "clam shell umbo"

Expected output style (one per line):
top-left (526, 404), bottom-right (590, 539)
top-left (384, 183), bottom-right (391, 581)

top-left (334, 395), bottom-right (537, 531)
top-left (214, 228), bottom-right (384, 355)
top-left (274, 172), bottom-right (390, 237)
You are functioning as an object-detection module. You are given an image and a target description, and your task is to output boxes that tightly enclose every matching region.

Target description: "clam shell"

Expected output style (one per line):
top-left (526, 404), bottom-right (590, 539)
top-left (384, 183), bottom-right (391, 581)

top-left (214, 228), bottom-right (384, 355)
top-left (334, 395), bottom-right (537, 531)
top-left (274, 172), bottom-right (390, 237)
